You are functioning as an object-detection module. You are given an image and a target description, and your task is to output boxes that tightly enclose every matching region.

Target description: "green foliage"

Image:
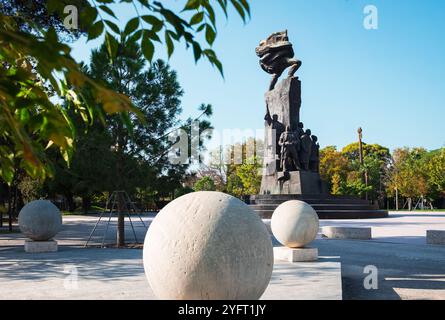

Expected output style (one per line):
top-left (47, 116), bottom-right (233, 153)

top-left (330, 173), bottom-right (342, 195)
top-left (222, 139), bottom-right (263, 198)
top-left (319, 146), bottom-right (349, 193)
top-left (321, 143), bottom-right (390, 200)
top-left (426, 148), bottom-right (445, 195)
top-left (18, 174), bottom-right (43, 203)
top-left (0, 14), bottom-right (136, 184)
top-left (0, 0), bottom-right (250, 184)
top-left (230, 157), bottom-right (261, 196)
top-left (385, 147), bottom-right (435, 200)
top-left (44, 39), bottom-right (213, 211)
top-left (0, 0), bottom-right (89, 38)
top-left (174, 185), bottom-right (194, 198)
top-left (341, 142), bottom-right (390, 163)
top-left (194, 176), bottom-right (216, 191)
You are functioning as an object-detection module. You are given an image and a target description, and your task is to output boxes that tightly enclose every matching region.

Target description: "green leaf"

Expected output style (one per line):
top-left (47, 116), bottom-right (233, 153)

top-left (0, 162), bottom-right (14, 184)
top-left (196, 23), bottom-right (206, 32)
top-left (88, 21), bottom-right (104, 41)
top-left (96, 0), bottom-right (114, 3)
top-left (190, 12), bottom-right (204, 25)
top-left (45, 27), bottom-right (59, 45)
top-left (142, 31), bottom-right (155, 62)
top-left (217, 0), bottom-right (229, 18)
top-left (230, 0), bottom-right (246, 22)
top-left (80, 6), bottom-right (98, 27)
top-left (205, 24), bottom-right (216, 45)
top-left (183, 0), bottom-right (200, 11)
top-left (128, 29), bottom-right (144, 43)
top-left (202, 1), bottom-right (216, 27)
top-left (165, 30), bottom-right (174, 58)
top-left (204, 49), bottom-right (224, 77)
top-left (145, 30), bottom-right (161, 42)
top-left (47, 0), bottom-right (61, 14)
top-left (104, 19), bottom-right (120, 34)
top-left (124, 17), bottom-right (140, 35)
top-left (141, 15), bottom-right (163, 32)
top-left (136, 0), bottom-right (150, 7)
top-left (99, 5), bottom-right (117, 19)
top-left (162, 9), bottom-right (188, 34)
top-left (19, 108), bottom-right (30, 123)
top-left (239, 0), bottom-right (251, 17)
top-left (192, 41), bottom-right (202, 62)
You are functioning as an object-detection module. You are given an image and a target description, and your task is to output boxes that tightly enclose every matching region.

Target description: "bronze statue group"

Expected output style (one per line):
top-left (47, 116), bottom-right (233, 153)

top-left (266, 114), bottom-right (320, 177)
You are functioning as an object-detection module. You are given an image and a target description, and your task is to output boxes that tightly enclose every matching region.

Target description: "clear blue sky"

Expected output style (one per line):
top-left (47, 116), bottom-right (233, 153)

top-left (71, 0), bottom-right (445, 152)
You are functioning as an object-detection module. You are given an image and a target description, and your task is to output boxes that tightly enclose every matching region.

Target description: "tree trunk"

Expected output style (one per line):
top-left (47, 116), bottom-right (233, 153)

top-left (408, 198), bottom-right (412, 211)
top-left (82, 196), bottom-right (91, 215)
top-left (116, 193), bottom-right (125, 247)
top-left (7, 184), bottom-right (14, 232)
top-left (66, 194), bottom-right (76, 212)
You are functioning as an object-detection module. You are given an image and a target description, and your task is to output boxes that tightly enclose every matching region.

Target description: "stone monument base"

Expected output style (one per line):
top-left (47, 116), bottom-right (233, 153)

top-left (24, 239), bottom-right (58, 253)
top-left (274, 246), bottom-right (318, 262)
top-left (321, 226), bottom-right (372, 240)
top-left (426, 230), bottom-right (445, 245)
top-left (260, 170), bottom-right (327, 195)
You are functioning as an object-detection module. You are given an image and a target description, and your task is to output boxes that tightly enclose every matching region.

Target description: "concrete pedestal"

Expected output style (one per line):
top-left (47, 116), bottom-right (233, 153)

top-left (274, 246), bottom-right (318, 262)
top-left (322, 226), bottom-right (372, 240)
top-left (261, 171), bottom-right (327, 195)
top-left (24, 239), bottom-right (58, 253)
top-left (427, 230), bottom-right (445, 245)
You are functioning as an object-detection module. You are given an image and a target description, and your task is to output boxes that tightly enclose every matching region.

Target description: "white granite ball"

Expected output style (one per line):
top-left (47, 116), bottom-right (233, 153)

top-left (18, 200), bottom-right (62, 241)
top-left (143, 191), bottom-right (273, 300)
top-left (271, 200), bottom-right (319, 248)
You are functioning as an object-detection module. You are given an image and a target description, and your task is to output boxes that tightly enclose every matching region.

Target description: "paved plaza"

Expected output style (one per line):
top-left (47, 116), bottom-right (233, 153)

top-left (1, 212), bottom-right (445, 300)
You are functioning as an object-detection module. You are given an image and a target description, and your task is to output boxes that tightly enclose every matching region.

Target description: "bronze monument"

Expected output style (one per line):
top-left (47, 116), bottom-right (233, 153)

top-left (249, 31), bottom-right (388, 220)
top-left (257, 30), bottom-right (324, 194)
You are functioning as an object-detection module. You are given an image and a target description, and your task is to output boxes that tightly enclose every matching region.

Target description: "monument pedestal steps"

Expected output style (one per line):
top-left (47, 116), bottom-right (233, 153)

top-left (248, 194), bottom-right (388, 219)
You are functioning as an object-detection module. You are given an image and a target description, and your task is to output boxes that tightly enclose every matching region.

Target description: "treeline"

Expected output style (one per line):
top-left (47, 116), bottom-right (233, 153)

top-left (319, 144), bottom-right (445, 209)
top-left (190, 140), bottom-right (445, 210)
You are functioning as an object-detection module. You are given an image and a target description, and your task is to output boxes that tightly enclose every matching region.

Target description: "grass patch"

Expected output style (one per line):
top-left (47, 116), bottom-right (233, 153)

top-left (0, 228), bottom-right (20, 234)
top-left (61, 207), bottom-right (105, 216)
top-left (392, 209), bottom-right (445, 212)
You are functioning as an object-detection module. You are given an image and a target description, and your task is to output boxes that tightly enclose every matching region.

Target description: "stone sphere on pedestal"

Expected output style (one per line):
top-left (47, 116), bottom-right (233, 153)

top-left (18, 200), bottom-right (62, 241)
top-left (271, 200), bottom-right (319, 248)
top-left (143, 191), bottom-right (273, 300)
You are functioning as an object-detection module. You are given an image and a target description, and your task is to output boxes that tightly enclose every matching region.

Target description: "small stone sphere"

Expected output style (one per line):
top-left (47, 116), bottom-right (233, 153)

top-left (271, 200), bottom-right (319, 248)
top-left (143, 191), bottom-right (273, 300)
top-left (18, 200), bottom-right (62, 241)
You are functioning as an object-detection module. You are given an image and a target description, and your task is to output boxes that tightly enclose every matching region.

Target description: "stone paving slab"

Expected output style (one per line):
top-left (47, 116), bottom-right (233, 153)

top-left (262, 258), bottom-right (342, 300)
top-left (0, 246), bottom-right (341, 300)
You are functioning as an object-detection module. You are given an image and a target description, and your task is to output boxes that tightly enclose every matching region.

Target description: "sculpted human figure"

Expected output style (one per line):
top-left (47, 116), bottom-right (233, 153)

top-left (309, 135), bottom-right (320, 173)
top-left (265, 113), bottom-right (285, 156)
top-left (279, 126), bottom-right (301, 172)
top-left (299, 129), bottom-right (312, 171)
top-left (297, 122), bottom-right (305, 137)
top-left (256, 30), bottom-right (302, 90)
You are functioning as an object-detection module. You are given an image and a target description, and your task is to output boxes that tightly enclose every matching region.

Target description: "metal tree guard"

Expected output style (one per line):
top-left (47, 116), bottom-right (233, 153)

top-left (85, 191), bottom-right (148, 248)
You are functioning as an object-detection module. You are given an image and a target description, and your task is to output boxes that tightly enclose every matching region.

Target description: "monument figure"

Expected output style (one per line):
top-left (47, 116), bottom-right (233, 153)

top-left (309, 135), bottom-right (320, 173)
top-left (299, 129), bottom-right (313, 171)
top-left (278, 126), bottom-right (301, 173)
top-left (265, 113), bottom-right (285, 156)
top-left (297, 122), bottom-right (305, 138)
top-left (255, 30), bottom-right (302, 91)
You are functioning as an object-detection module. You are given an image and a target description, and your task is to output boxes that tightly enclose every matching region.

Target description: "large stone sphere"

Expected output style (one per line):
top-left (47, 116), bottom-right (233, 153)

top-left (143, 191), bottom-right (273, 300)
top-left (271, 200), bottom-right (319, 248)
top-left (18, 200), bottom-right (62, 241)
